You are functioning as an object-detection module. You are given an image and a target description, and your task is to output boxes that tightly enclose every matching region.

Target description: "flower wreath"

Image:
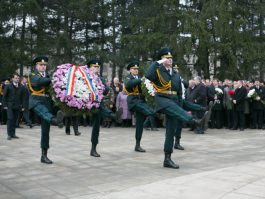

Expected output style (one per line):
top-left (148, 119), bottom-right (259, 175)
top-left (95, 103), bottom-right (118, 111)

top-left (50, 63), bottom-right (104, 115)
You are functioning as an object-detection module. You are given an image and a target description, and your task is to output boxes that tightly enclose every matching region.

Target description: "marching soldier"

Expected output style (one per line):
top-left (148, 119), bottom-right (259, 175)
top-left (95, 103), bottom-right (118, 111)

top-left (87, 59), bottom-right (115, 157)
top-left (124, 61), bottom-right (156, 152)
top-left (28, 55), bottom-right (64, 164)
top-left (145, 47), bottom-right (209, 169)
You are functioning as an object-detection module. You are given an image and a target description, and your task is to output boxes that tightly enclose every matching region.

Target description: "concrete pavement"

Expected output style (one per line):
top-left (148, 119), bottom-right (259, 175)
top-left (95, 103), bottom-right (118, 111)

top-left (0, 125), bottom-right (265, 199)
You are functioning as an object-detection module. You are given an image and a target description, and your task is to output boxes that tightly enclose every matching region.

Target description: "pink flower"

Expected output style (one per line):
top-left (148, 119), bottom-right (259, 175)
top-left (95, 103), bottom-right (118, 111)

top-left (51, 63), bottom-right (104, 111)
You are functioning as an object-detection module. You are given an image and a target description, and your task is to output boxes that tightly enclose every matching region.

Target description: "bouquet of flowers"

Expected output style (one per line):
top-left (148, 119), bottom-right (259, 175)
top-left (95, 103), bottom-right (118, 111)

top-left (215, 87), bottom-right (223, 95)
top-left (228, 90), bottom-right (235, 95)
top-left (51, 63), bottom-right (104, 115)
top-left (247, 89), bottom-right (265, 105)
top-left (141, 77), bottom-right (156, 108)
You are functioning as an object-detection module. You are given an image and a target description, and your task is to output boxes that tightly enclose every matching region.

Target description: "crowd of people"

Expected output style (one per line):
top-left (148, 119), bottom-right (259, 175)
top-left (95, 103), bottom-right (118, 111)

top-left (1, 70), bottom-right (265, 134)
top-left (0, 49), bottom-right (264, 168)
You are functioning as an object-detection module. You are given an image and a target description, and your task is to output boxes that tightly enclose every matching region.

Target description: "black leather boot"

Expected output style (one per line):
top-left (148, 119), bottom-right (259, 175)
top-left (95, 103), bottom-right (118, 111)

top-left (41, 149), bottom-right (53, 164)
top-left (174, 138), bottom-right (184, 150)
top-left (135, 140), bottom-right (146, 152)
top-left (74, 131), bottom-right (81, 136)
top-left (90, 144), bottom-right (100, 157)
top-left (163, 153), bottom-right (179, 169)
top-left (51, 110), bottom-right (64, 128)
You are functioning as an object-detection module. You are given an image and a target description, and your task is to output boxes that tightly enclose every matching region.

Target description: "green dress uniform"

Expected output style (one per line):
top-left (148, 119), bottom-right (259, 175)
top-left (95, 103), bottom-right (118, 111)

top-left (125, 61), bottom-right (155, 152)
top-left (28, 55), bottom-right (64, 164)
top-left (87, 59), bottom-right (114, 157)
top-left (145, 48), bottom-right (206, 169)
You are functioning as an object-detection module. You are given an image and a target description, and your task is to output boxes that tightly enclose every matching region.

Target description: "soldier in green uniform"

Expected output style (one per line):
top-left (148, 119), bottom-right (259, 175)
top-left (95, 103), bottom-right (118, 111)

top-left (28, 55), bottom-right (64, 164)
top-left (87, 59), bottom-right (115, 157)
top-left (124, 61), bottom-right (156, 152)
top-left (145, 48), bottom-right (210, 169)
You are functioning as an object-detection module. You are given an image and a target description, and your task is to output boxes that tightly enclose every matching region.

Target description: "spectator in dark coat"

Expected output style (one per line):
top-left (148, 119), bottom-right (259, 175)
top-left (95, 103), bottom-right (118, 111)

top-left (250, 80), bottom-right (265, 129)
top-left (2, 73), bottom-right (26, 140)
top-left (232, 80), bottom-right (247, 131)
top-left (193, 76), bottom-right (207, 134)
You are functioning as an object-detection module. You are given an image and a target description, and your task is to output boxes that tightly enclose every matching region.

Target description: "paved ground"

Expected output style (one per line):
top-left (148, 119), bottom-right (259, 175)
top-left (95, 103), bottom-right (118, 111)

top-left (0, 125), bottom-right (265, 199)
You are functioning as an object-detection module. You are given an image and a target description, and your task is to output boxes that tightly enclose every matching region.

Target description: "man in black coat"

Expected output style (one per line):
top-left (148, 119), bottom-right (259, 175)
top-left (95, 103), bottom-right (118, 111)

top-left (16, 75), bottom-right (33, 128)
top-left (250, 80), bottom-right (265, 129)
top-left (2, 73), bottom-right (26, 140)
top-left (193, 76), bottom-right (207, 134)
top-left (210, 79), bottom-right (223, 129)
top-left (232, 80), bottom-right (247, 131)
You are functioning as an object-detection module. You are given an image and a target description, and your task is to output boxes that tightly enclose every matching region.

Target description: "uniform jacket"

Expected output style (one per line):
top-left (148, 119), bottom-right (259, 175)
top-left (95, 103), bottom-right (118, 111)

top-left (28, 70), bottom-right (51, 109)
top-left (145, 62), bottom-right (182, 111)
top-left (124, 73), bottom-right (145, 110)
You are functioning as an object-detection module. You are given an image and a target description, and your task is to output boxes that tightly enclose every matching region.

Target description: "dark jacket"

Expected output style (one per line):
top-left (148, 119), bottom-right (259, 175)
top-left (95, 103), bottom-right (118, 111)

top-left (124, 74), bottom-right (145, 110)
top-left (186, 87), bottom-right (196, 103)
top-left (2, 82), bottom-right (25, 110)
top-left (233, 86), bottom-right (247, 111)
top-left (193, 83), bottom-right (207, 107)
top-left (207, 85), bottom-right (215, 103)
top-left (22, 84), bottom-right (30, 109)
top-left (212, 86), bottom-right (223, 111)
top-left (250, 86), bottom-right (265, 110)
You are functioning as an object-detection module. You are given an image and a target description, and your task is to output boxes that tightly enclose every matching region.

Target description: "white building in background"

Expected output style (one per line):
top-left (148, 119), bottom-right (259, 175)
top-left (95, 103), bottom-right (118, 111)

top-left (16, 66), bottom-right (31, 76)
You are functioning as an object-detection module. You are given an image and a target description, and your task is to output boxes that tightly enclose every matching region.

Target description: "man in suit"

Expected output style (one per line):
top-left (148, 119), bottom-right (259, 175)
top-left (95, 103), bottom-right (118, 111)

top-left (251, 80), bottom-right (265, 129)
top-left (210, 79), bottom-right (223, 129)
top-left (28, 55), bottom-right (64, 164)
top-left (145, 47), bottom-right (210, 169)
top-left (125, 61), bottom-right (156, 152)
top-left (193, 76), bottom-right (207, 134)
top-left (17, 75), bottom-right (33, 128)
top-left (232, 80), bottom-right (247, 131)
top-left (2, 73), bottom-right (25, 140)
top-left (87, 59), bottom-right (115, 157)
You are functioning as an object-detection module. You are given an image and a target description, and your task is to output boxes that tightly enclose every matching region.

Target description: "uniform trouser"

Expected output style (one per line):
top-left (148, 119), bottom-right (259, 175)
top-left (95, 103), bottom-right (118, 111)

top-left (65, 116), bottom-right (79, 133)
top-left (131, 102), bottom-right (154, 142)
top-left (91, 106), bottom-right (113, 145)
top-left (143, 115), bottom-right (156, 128)
top-left (252, 110), bottom-right (263, 128)
top-left (233, 110), bottom-right (245, 129)
top-left (174, 120), bottom-right (182, 139)
top-left (7, 109), bottom-right (19, 136)
top-left (175, 101), bottom-right (202, 139)
top-left (160, 104), bottom-right (194, 153)
top-left (32, 102), bottom-right (53, 149)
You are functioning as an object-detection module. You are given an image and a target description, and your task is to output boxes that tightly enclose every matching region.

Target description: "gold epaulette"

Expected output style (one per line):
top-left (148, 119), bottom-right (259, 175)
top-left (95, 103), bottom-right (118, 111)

top-left (123, 83), bottom-right (140, 96)
top-left (28, 75), bottom-right (46, 95)
top-left (153, 69), bottom-right (172, 92)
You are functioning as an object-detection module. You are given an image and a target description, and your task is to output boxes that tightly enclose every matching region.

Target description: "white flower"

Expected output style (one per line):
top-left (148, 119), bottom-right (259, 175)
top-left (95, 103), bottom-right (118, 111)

top-left (215, 87), bottom-right (223, 94)
top-left (144, 78), bottom-right (155, 96)
top-left (247, 89), bottom-right (255, 98)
